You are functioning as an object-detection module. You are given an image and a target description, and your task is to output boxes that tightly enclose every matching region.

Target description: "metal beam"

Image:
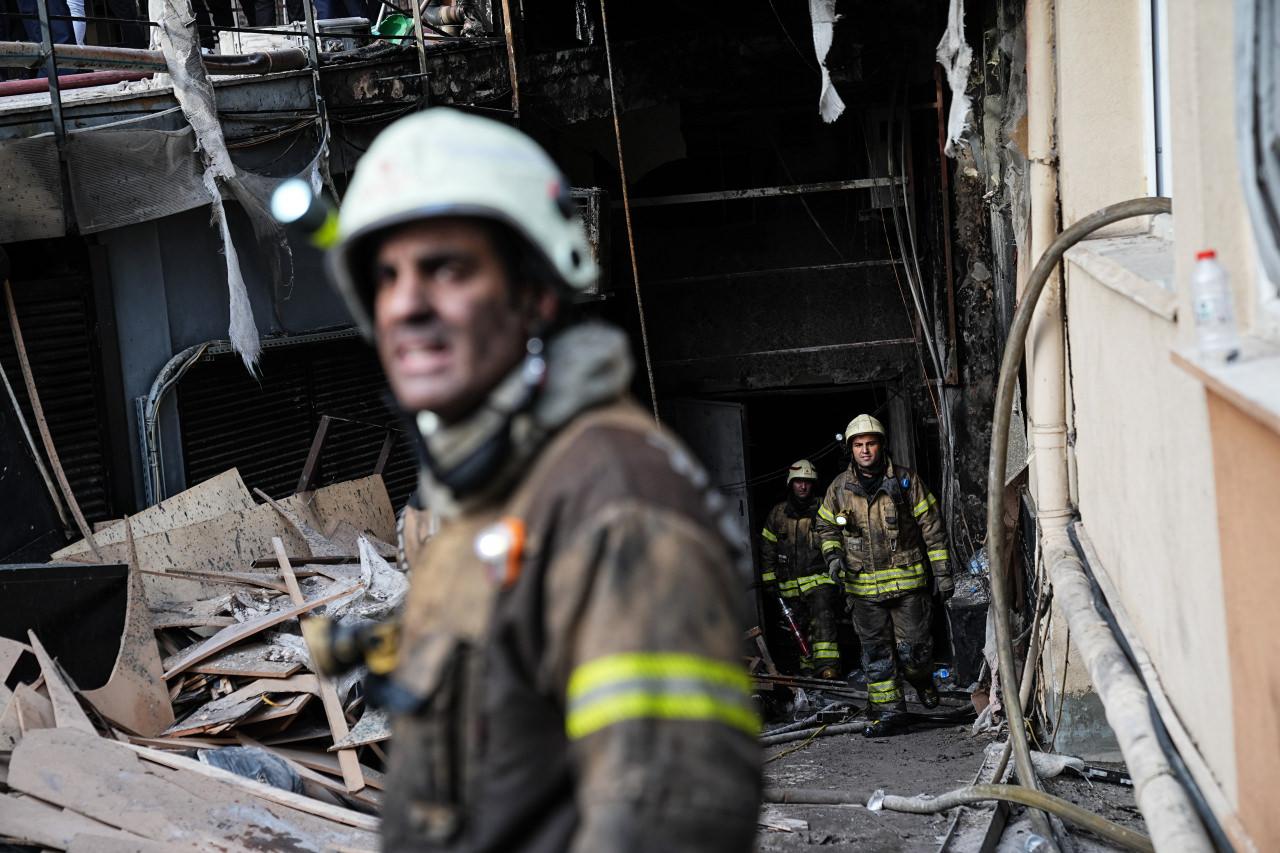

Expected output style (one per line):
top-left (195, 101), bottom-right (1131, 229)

top-left (624, 176), bottom-right (905, 208)
top-left (656, 337), bottom-right (916, 367)
top-left (644, 258), bottom-right (902, 287)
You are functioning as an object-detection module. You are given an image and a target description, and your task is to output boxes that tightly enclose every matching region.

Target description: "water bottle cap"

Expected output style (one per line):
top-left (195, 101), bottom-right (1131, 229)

top-left (1196, 249), bottom-right (1217, 261)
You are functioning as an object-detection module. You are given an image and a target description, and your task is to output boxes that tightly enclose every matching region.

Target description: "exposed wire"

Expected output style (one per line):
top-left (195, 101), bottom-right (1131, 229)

top-left (764, 0), bottom-right (818, 72)
top-left (598, 0), bottom-right (659, 422)
top-left (765, 724), bottom-right (827, 763)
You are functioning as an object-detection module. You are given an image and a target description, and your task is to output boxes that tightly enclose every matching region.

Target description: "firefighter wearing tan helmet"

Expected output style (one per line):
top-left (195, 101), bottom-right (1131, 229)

top-left (759, 458), bottom-right (842, 678)
top-left (329, 108), bottom-right (760, 851)
top-left (815, 414), bottom-right (954, 737)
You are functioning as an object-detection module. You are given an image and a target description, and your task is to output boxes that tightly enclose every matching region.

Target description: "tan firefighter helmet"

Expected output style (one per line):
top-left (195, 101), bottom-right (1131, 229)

top-left (787, 459), bottom-right (818, 483)
top-left (843, 414), bottom-right (886, 442)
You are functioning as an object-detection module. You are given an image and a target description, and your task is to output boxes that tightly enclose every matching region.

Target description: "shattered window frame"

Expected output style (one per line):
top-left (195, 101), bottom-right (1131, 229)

top-left (1236, 0), bottom-right (1280, 336)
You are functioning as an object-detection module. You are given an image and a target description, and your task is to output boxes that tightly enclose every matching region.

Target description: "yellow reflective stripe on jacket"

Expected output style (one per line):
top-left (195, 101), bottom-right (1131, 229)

top-left (796, 573), bottom-right (837, 594)
top-left (821, 539), bottom-right (843, 554)
top-left (761, 527), bottom-right (778, 543)
top-left (760, 571), bottom-right (777, 583)
top-left (777, 578), bottom-right (801, 595)
top-left (868, 679), bottom-right (903, 704)
top-left (912, 493), bottom-right (938, 518)
top-left (566, 652), bottom-right (759, 739)
top-left (812, 641), bottom-right (840, 660)
top-left (817, 504), bottom-right (837, 524)
top-left (845, 563), bottom-right (927, 596)
top-left (927, 549), bottom-right (950, 563)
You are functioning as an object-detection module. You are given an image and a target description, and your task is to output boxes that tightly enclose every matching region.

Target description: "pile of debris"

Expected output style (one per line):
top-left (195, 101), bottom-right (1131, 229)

top-left (0, 468), bottom-right (408, 851)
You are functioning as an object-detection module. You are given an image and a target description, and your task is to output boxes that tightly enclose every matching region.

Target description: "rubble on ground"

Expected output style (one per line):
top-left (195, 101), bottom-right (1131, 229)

top-left (0, 468), bottom-right (403, 852)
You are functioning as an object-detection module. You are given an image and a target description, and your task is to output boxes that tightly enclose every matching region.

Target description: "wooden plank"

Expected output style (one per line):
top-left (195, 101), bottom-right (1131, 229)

top-left (268, 745), bottom-right (387, 792)
top-left (10, 728), bottom-right (379, 849)
top-left (13, 683), bottom-right (54, 732)
top-left (182, 643), bottom-right (302, 679)
top-left (0, 636), bottom-right (28, 683)
top-left (27, 631), bottom-right (95, 733)
top-left (302, 476), bottom-right (397, 543)
top-left (0, 793), bottom-right (146, 849)
top-left (144, 568), bottom-right (290, 594)
top-left (237, 692), bottom-right (312, 726)
top-left (274, 539), bottom-right (365, 794)
top-left (260, 490), bottom-right (344, 557)
top-left (122, 738), bottom-right (382, 833)
top-left (52, 468), bottom-right (255, 560)
top-left (161, 583), bottom-right (358, 680)
top-left (4, 280), bottom-right (101, 558)
top-left (66, 834), bottom-right (175, 853)
top-left (83, 520), bottom-right (175, 737)
top-left (0, 692), bottom-right (22, 749)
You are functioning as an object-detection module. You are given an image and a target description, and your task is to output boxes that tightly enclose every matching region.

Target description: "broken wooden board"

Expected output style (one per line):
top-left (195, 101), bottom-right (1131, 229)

top-left (296, 476), bottom-right (397, 544)
top-left (12, 682), bottom-right (54, 732)
top-left (27, 631), bottom-right (95, 733)
top-left (161, 583), bottom-right (358, 680)
top-left (269, 744), bottom-right (387, 792)
top-left (0, 693), bottom-right (21, 749)
top-left (275, 539), bottom-right (364, 794)
top-left (11, 728), bottom-right (378, 850)
top-left (163, 675), bottom-right (320, 738)
top-left (84, 522), bottom-right (175, 737)
top-left (237, 692), bottom-right (313, 726)
top-left (181, 642), bottom-right (302, 679)
top-left (52, 469), bottom-right (255, 560)
top-left (0, 793), bottom-right (149, 849)
top-left (66, 834), bottom-right (177, 853)
top-left (110, 502), bottom-right (312, 574)
top-left (329, 707), bottom-right (390, 751)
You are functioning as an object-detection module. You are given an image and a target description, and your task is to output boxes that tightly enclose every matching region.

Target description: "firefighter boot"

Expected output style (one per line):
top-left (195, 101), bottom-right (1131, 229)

top-left (863, 711), bottom-right (909, 738)
top-left (917, 684), bottom-right (940, 709)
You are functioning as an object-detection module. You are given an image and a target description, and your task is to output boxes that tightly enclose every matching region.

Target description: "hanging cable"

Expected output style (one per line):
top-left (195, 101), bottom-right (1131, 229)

top-left (598, 0), bottom-right (659, 422)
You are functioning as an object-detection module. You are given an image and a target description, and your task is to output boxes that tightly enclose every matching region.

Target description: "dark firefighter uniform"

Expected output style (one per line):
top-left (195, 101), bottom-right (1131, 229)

top-left (387, 323), bottom-right (761, 853)
top-left (760, 498), bottom-right (841, 675)
top-left (815, 459), bottom-right (952, 719)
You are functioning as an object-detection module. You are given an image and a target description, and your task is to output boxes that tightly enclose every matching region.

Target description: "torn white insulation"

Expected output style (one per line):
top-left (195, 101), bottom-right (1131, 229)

top-left (156, 0), bottom-right (293, 371)
top-left (936, 0), bottom-right (974, 157)
top-left (807, 0), bottom-right (845, 123)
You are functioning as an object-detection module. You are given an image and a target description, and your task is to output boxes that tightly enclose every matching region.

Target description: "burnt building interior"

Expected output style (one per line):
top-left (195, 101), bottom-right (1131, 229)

top-left (0, 0), bottom-right (1010, 684)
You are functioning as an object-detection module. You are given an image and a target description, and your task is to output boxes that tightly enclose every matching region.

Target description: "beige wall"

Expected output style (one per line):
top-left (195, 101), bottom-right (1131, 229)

top-left (1049, 0), bottom-right (1238, 804)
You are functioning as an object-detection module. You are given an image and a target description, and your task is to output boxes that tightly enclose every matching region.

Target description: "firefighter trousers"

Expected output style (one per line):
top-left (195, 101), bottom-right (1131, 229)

top-left (849, 591), bottom-right (933, 717)
top-left (799, 584), bottom-right (841, 673)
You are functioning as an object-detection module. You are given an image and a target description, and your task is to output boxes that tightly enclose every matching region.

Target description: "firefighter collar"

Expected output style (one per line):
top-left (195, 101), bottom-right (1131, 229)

top-left (412, 321), bottom-right (633, 518)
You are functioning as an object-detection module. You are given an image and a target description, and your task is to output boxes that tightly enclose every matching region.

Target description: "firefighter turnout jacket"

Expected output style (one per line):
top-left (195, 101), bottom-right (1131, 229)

top-left (759, 498), bottom-right (831, 600)
top-left (814, 460), bottom-right (951, 602)
top-left (387, 323), bottom-right (761, 853)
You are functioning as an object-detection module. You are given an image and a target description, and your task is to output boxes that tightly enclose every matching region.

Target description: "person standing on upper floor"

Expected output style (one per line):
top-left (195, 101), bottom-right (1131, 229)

top-left (815, 414), bottom-right (953, 737)
top-left (759, 458), bottom-right (842, 679)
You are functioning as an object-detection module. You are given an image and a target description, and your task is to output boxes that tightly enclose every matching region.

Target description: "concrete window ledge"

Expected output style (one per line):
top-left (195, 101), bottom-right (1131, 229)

top-left (1065, 227), bottom-right (1177, 321)
top-left (1172, 341), bottom-right (1280, 435)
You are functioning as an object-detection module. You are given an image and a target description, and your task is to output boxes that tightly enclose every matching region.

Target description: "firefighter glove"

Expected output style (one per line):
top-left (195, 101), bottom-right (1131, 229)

top-left (936, 573), bottom-right (955, 600)
top-left (826, 553), bottom-right (848, 582)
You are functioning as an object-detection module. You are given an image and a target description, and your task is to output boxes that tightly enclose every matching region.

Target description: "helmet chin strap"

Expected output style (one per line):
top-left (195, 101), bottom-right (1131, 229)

top-left (415, 333), bottom-right (549, 498)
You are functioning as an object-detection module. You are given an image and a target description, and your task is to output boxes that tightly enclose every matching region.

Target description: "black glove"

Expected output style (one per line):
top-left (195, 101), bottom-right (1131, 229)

top-left (826, 553), bottom-right (847, 583)
top-left (935, 573), bottom-right (955, 601)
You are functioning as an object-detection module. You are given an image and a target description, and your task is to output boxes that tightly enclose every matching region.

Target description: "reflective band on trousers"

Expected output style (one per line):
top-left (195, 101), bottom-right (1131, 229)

top-left (927, 548), bottom-right (949, 563)
top-left (566, 652), bottom-right (759, 739)
top-left (844, 563), bottom-right (927, 596)
top-left (812, 641), bottom-right (840, 660)
top-left (761, 527), bottom-right (778, 543)
top-left (796, 573), bottom-right (837, 594)
top-left (912, 493), bottom-right (938, 518)
top-left (868, 679), bottom-right (903, 704)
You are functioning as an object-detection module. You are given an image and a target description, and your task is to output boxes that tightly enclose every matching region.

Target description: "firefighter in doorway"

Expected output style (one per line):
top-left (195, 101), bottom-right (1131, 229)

top-left (815, 414), bottom-right (954, 737)
top-left (328, 108), bottom-right (760, 851)
top-left (760, 459), bottom-right (842, 679)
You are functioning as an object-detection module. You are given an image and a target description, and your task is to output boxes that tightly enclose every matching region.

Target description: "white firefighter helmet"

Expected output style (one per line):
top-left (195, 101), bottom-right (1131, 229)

top-left (328, 108), bottom-right (599, 338)
top-left (843, 414), bottom-right (886, 442)
top-left (787, 459), bottom-right (818, 483)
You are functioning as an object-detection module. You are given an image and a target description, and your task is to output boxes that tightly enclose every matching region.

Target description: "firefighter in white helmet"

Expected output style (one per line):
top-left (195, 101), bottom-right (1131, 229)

top-left (814, 414), bottom-right (953, 736)
top-left (329, 109), bottom-right (760, 851)
top-left (759, 458), bottom-right (842, 678)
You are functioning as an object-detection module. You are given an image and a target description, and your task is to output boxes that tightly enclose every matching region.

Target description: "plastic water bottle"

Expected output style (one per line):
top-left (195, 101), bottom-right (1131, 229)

top-left (1191, 250), bottom-right (1242, 363)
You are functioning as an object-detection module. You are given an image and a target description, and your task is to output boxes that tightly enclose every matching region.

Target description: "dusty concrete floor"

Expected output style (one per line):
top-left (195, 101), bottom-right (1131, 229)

top-left (758, 723), bottom-right (1145, 852)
